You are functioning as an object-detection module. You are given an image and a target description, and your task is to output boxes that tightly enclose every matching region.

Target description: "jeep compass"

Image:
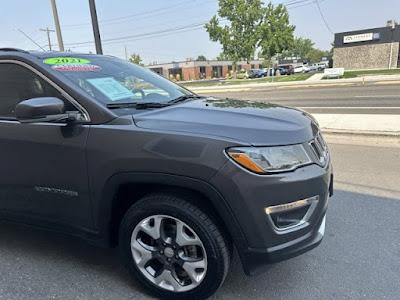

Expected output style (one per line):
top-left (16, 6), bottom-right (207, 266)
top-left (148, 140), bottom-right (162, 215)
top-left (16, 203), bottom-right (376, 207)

top-left (0, 48), bottom-right (333, 299)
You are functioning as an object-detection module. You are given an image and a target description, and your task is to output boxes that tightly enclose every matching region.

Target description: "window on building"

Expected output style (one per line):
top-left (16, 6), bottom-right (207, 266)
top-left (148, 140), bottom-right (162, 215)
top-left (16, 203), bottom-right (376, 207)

top-left (168, 68), bottom-right (183, 80)
top-left (212, 66), bottom-right (223, 78)
top-left (199, 66), bottom-right (206, 79)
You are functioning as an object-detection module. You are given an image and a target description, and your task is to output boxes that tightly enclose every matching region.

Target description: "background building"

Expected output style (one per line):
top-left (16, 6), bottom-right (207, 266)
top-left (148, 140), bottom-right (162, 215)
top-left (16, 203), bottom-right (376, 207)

top-left (334, 21), bottom-right (400, 70)
top-left (147, 59), bottom-right (265, 80)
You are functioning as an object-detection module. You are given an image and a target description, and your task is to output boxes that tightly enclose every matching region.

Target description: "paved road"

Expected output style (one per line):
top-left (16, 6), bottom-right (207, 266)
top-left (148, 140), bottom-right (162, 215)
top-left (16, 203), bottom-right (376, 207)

top-left (196, 82), bottom-right (400, 114)
top-left (0, 138), bottom-right (399, 300)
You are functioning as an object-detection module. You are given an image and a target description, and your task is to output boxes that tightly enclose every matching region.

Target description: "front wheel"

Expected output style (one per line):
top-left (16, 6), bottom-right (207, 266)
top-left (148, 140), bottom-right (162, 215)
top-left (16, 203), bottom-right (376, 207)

top-left (119, 193), bottom-right (231, 299)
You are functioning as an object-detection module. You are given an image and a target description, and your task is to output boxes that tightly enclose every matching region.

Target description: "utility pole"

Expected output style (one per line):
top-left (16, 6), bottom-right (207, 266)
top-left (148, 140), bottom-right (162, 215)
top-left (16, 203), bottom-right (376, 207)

top-left (88, 0), bottom-right (103, 54)
top-left (125, 45), bottom-right (128, 61)
top-left (40, 28), bottom-right (55, 51)
top-left (50, 0), bottom-right (65, 51)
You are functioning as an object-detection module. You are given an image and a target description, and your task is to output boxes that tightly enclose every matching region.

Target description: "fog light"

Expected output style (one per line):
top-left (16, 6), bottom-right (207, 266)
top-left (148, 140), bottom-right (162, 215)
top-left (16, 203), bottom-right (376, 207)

top-left (265, 196), bottom-right (319, 231)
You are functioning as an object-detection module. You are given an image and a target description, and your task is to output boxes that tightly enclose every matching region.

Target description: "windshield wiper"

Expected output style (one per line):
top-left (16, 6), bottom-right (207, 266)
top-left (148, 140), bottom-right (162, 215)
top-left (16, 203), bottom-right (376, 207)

top-left (106, 102), bottom-right (170, 109)
top-left (168, 94), bottom-right (203, 104)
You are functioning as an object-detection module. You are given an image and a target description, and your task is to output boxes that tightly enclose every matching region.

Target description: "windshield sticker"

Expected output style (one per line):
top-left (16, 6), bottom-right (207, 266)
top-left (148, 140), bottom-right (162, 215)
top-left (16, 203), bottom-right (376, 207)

top-left (52, 64), bottom-right (101, 71)
top-left (86, 77), bottom-right (134, 101)
top-left (44, 57), bottom-right (91, 64)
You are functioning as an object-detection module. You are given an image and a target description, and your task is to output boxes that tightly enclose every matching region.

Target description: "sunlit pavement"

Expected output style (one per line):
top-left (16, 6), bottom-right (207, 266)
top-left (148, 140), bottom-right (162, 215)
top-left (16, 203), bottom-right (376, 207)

top-left (0, 140), bottom-right (399, 300)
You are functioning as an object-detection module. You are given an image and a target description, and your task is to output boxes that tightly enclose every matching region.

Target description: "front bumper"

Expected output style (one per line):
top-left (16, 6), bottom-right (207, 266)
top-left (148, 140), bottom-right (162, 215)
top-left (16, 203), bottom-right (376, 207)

top-left (210, 158), bottom-right (333, 276)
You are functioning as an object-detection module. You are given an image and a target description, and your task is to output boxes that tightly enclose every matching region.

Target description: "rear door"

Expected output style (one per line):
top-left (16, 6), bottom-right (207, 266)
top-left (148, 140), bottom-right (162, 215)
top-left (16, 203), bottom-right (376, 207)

top-left (0, 61), bottom-right (93, 231)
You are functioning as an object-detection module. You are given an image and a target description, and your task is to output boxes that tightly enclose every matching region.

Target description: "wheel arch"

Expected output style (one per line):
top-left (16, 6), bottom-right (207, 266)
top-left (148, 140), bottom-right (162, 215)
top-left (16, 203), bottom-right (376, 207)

top-left (98, 172), bottom-right (248, 253)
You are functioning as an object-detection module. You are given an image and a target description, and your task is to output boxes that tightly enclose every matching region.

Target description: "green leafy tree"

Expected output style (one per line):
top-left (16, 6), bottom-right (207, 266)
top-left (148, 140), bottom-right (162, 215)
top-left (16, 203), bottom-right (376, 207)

top-left (205, 0), bottom-right (264, 69)
top-left (129, 53), bottom-right (144, 66)
top-left (196, 55), bottom-right (207, 61)
top-left (305, 48), bottom-right (330, 63)
top-left (216, 52), bottom-right (231, 61)
top-left (291, 37), bottom-right (314, 58)
top-left (258, 3), bottom-right (295, 68)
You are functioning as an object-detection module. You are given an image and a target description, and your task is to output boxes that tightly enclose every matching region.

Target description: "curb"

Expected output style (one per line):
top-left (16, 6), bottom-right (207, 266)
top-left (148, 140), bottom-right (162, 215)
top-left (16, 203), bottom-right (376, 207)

top-left (321, 129), bottom-right (400, 137)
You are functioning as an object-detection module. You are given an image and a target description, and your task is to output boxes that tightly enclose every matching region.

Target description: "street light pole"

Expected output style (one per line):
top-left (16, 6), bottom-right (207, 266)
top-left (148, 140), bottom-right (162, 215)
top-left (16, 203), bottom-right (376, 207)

top-left (88, 0), bottom-right (103, 54)
top-left (50, 0), bottom-right (65, 51)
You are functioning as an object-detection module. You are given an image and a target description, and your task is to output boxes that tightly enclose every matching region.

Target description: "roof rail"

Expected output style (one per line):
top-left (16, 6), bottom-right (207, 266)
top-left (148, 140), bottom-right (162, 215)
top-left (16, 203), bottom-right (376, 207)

top-left (0, 48), bottom-right (29, 53)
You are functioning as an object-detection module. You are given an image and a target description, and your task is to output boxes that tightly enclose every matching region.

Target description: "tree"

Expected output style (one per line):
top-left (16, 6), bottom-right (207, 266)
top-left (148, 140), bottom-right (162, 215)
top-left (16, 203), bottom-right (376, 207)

top-left (305, 48), bottom-right (330, 63)
top-left (205, 0), bottom-right (264, 69)
top-left (258, 3), bottom-right (295, 67)
top-left (129, 53), bottom-right (144, 66)
top-left (196, 55), bottom-right (207, 61)
top-left (216, 52), bottom-right (231, 61)
top-left (291, 37), bottom-right (314, 58)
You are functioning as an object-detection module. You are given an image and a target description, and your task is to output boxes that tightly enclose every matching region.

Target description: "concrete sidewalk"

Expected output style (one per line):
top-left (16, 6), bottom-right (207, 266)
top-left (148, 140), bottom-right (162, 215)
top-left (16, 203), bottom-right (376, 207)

top-left (314, 114), bottom-right (400, 135)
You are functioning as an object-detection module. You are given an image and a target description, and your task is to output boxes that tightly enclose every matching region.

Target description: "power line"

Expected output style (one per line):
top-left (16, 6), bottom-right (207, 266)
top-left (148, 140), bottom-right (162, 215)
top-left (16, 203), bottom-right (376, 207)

top-left (63, 19), bottom-right (224, 47)
top-left (64, 0), bottom-right (216, 30)
top-left (16, 29), bottom-right (46, 51)
top-left (314, 0), bottom-right (334, 34)
top-left (62, 0), bottom-right (200, 29)
top-left (285, 0), bottom-right (313, 6)
top-left (287, 0), bottom-right (327, 10)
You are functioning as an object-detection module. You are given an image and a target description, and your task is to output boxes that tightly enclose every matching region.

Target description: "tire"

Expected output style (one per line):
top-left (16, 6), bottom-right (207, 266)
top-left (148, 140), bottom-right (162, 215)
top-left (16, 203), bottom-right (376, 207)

top-left (119, 193), bottom-right (231, 299)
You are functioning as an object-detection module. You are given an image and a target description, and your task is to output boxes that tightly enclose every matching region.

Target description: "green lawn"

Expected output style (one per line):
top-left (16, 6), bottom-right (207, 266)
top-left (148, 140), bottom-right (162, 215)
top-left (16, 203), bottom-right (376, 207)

top-left (324, 68), bottom-right (400, 79)
top-left (182, 74), bottom-right (312, 88)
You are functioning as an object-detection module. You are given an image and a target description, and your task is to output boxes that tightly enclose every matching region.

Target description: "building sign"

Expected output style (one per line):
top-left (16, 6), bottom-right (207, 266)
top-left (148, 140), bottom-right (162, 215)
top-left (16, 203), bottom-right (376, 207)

top-left (324, 68), bottom-right (344, 77)
top-left (343, 32), bottom-right (380, 44)
top-left (321, 56), bottom-right (332, 61)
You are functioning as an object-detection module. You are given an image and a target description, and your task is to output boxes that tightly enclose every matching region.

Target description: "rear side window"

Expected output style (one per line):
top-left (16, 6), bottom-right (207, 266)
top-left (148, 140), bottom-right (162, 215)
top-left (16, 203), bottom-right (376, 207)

top-left (0, 63), bottom-right (75, 119)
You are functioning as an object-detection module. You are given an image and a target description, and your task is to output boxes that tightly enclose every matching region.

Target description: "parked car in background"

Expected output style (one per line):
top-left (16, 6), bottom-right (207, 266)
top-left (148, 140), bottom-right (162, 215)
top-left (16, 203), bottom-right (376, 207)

top-left (260, 68), bottom-right (269, 77)
top-left (275, 67), bottom-right (287, 76)
top-left (281, 65), bottom-right (294, 75)
top-left (294, 65), bottom-right (310, 74)
top-left (236, 69), bottom-right (249, 79)
top-left (236, 69), bottom-right (261, 79)
top-left (308, 63), bottom-right (326, 72)
top-left (248, 69), bottom-right (262, 78)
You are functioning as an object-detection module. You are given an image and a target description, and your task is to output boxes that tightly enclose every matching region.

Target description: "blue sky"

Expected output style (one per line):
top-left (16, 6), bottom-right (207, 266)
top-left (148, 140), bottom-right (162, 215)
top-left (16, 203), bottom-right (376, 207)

top-left (0, 0), bottom-right (398, 64)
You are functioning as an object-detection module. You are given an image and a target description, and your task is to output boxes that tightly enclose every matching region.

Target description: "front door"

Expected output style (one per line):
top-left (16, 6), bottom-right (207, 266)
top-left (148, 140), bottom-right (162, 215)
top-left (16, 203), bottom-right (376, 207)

top-left (0, 62), bottom-right (92, 230)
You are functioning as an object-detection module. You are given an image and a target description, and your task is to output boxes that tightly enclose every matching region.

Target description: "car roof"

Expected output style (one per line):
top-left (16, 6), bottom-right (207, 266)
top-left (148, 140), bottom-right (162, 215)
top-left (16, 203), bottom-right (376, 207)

top-left (0, 48), bottom-right (111, 60)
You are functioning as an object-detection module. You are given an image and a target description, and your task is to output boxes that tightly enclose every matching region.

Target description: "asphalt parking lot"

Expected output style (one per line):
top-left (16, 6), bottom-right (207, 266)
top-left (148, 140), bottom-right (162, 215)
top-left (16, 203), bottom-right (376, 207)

top-left (0, 141), bottom-right (399, 300)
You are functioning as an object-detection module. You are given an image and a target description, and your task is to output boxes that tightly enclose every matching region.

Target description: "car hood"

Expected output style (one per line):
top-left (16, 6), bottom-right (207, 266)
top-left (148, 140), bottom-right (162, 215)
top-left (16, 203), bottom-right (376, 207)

top-left (133, 98), bottom-right (319, 146)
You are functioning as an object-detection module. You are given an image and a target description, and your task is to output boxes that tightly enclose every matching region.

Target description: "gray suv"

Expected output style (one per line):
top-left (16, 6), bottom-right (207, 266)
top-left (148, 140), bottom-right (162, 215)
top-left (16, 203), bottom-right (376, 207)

top-left (0, 48), bottom-right (333, 299)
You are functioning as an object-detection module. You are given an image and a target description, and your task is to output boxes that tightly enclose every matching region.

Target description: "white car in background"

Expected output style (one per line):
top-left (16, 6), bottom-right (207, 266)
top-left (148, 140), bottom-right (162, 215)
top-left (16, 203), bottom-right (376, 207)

top-left (294, 65), bottom-right (310, 73)
top-left (308, 63), bottom-right (327, 72)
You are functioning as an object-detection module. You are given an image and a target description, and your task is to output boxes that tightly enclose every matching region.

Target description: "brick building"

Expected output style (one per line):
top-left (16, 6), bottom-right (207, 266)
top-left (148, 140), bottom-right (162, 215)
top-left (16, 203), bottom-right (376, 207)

top-left (334, 21), bottom-right (400, 70)
top-left (147, 59), bottom-right (265, 80)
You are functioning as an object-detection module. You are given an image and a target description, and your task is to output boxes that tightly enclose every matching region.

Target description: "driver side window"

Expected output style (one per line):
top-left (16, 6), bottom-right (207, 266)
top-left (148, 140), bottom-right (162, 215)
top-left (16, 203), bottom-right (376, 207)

top-left (0, 63), bottom-right (75, 119)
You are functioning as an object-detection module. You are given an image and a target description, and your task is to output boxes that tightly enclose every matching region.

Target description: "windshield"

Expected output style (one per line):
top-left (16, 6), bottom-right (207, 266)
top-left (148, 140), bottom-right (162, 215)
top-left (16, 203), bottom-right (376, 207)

top-left (43, 55), bottom-right (193, 105)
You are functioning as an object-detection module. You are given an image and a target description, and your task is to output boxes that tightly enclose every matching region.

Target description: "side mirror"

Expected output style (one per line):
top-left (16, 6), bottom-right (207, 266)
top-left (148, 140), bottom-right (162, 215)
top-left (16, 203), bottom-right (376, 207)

top-left (16, 97), bottom-right (78, 124)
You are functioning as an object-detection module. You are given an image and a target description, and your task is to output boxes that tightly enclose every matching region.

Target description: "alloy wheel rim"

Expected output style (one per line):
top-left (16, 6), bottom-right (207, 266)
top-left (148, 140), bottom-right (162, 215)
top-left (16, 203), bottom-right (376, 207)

top-left (130, 215), bottom-right (208, 292)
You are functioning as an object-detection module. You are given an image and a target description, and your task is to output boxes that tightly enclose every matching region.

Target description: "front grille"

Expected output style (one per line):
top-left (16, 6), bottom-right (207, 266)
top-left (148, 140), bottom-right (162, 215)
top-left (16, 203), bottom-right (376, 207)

top-left (309, 132), bottom-right (328, 166)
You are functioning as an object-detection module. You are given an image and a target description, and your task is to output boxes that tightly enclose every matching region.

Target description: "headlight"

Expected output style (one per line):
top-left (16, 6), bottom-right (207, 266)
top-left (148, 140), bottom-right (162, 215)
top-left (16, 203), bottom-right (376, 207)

top-left (226, 144), bottom-right (312, 174)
